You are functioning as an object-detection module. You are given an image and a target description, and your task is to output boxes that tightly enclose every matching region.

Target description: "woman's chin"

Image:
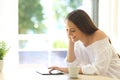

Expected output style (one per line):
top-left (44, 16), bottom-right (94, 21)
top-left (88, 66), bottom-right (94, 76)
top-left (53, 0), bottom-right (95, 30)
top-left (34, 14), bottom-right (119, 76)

top-left (71, 39), bottom-right (78, 42)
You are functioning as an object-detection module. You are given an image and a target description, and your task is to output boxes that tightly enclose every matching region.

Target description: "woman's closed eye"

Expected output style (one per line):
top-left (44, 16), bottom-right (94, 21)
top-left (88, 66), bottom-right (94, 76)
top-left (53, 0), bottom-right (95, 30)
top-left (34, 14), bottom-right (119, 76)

top-left (70, 28), bottom-right (76, 32)
top-left (66, 28), bottom-right (76, 33)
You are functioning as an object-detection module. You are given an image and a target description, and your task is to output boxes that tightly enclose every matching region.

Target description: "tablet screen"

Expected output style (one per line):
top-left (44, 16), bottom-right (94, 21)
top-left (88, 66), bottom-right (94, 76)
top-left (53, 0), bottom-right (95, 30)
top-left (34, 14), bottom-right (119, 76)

top-left (36, 68), bottom-right (64, 75)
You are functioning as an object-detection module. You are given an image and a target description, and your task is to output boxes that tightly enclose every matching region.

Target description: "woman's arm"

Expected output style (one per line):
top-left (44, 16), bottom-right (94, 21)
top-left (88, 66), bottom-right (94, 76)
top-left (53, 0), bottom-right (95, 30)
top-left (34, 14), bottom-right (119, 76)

top-left (48, 66), bottom-right (83, 74)
top-left (48, 66), bottom-right (68, 73)
top-left (66, 39), bottom-right (76, 62)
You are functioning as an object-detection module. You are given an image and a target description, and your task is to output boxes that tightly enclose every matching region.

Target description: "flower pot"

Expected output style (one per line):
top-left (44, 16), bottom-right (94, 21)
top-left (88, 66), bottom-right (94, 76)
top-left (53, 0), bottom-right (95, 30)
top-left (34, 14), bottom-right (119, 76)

top-left (0, 60), bottom-right (3, 72)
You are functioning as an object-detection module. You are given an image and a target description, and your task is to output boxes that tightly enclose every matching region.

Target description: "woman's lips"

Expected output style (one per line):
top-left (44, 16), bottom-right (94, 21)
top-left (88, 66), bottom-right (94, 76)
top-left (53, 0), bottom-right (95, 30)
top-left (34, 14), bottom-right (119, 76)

top-left (71, 36), bottom-right (76, 40)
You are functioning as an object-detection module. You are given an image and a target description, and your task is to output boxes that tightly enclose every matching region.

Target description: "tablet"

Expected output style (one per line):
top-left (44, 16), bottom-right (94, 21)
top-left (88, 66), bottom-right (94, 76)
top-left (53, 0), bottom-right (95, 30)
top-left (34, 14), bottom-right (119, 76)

top-left (36, 68), bottom-right (64, 75)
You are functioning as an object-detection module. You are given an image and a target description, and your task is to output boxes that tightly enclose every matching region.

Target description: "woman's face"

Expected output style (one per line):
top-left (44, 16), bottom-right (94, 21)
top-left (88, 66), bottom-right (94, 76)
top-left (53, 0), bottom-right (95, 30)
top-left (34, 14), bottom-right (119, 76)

top-left (65, 20), bottom-right (83, 42)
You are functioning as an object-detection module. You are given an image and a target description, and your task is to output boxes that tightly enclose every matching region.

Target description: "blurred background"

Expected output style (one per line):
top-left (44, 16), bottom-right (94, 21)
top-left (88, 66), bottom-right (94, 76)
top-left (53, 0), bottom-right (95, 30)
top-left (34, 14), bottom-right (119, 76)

top-left (0, 0), bottom-right (120, 69)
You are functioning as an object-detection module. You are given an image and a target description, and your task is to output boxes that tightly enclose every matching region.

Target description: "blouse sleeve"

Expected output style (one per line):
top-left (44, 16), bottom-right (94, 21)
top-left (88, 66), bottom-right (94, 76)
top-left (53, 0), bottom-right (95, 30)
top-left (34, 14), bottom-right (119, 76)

top-left (82, 38), bottom-right (113, 75)
top-left (66, 40), bottom-right (90, 66)
top-left (65, 41), bottom-right (82, 66)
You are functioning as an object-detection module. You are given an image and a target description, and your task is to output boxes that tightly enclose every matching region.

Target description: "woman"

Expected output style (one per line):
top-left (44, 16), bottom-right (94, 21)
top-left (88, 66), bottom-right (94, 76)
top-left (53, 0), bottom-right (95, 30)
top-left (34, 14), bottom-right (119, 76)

top-left (48, 9), bottom-right (120, 80)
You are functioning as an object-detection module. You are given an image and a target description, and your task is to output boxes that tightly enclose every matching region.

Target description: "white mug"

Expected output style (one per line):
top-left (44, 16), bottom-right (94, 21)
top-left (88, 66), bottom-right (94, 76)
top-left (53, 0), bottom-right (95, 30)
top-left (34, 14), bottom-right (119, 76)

top-left (68, 66), bottom-right (80, 79)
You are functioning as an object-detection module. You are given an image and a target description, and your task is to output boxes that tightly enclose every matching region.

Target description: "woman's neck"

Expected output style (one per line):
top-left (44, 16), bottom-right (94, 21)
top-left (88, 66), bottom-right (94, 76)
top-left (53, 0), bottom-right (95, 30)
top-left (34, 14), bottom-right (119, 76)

top-left (82, 34), bottom-right (93, 47)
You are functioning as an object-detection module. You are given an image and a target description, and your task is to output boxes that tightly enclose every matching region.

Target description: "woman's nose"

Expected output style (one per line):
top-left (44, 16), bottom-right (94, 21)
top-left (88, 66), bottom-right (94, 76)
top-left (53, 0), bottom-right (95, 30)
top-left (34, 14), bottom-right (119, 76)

top-left (68, 30), bottom-right (72, 35)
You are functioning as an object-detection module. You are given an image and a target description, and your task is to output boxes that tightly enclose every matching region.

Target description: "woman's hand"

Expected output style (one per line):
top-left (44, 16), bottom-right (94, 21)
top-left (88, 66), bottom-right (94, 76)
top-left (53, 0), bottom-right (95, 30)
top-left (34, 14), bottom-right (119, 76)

top-left (48, 66), bottom-right (68, 73)
top-left (48, 66), bottom-right (60, 73)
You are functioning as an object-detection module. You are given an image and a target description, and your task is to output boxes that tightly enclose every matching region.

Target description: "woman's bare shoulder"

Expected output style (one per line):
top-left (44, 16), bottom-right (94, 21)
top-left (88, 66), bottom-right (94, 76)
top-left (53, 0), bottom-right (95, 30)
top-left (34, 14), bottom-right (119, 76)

top-left (93, 30), bottom-right (107, 41)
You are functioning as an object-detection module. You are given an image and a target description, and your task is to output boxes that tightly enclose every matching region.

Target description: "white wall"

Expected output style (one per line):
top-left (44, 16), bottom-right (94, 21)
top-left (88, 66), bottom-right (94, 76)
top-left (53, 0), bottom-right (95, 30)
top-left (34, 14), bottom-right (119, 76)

top-left (99, 0), bottom-right (120, 53)
top-left (0, 0), bottom-right (19, 71)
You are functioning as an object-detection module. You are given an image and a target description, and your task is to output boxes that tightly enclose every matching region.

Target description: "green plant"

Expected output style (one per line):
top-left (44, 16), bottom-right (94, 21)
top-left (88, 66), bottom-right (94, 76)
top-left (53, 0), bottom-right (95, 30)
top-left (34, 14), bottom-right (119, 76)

top-left (0, 41), bottom-right (9, 60)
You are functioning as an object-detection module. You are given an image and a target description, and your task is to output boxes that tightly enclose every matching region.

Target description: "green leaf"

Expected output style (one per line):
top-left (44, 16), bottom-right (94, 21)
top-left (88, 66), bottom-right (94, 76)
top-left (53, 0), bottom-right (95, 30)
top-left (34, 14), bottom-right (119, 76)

top-left (0, 41), bottom-right (9, 60)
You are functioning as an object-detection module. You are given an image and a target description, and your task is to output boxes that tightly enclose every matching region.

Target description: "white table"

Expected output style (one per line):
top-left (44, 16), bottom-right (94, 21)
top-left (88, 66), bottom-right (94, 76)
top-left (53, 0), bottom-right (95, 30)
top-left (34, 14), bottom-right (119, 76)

top-left (0, 64), bottom-right (115, 80)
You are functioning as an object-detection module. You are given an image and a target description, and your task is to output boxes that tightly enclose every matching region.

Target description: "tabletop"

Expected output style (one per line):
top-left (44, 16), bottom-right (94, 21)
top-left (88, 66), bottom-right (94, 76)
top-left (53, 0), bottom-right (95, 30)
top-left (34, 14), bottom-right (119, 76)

top-left (0, 65), bottom-right (115, 80)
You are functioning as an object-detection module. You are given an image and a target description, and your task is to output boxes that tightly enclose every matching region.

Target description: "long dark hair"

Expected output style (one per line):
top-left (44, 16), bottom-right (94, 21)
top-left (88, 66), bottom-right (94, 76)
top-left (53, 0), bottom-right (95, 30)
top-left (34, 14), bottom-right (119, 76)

top-left (66, 9), bottom-right (98, 35)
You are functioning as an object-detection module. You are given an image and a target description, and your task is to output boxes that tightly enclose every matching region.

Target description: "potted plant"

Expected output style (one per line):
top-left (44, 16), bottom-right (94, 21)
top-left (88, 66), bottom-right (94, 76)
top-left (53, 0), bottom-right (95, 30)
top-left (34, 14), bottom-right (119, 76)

top-left (0, 41), bottom-right (9, 72)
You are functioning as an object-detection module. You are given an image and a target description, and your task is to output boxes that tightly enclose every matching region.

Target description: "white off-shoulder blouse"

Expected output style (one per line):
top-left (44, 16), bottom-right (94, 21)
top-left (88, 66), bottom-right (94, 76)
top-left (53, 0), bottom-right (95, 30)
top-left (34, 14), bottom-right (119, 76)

top-left (67, 37), bottom-right (120, 80)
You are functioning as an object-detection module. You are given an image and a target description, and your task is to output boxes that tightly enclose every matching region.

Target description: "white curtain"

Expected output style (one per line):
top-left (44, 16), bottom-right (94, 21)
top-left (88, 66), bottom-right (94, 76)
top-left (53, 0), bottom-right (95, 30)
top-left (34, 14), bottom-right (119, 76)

top-left (0, 0), bottom-right (19, 71)
top-left (99, 0), bottom-right (120, 53)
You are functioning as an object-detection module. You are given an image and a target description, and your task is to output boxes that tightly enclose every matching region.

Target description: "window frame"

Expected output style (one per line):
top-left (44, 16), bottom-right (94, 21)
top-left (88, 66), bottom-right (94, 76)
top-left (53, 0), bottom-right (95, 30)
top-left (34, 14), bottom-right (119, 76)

top-left (92, 0), bottom-right (99, 26)
top-left (18, 0), bottom-right (99, 64)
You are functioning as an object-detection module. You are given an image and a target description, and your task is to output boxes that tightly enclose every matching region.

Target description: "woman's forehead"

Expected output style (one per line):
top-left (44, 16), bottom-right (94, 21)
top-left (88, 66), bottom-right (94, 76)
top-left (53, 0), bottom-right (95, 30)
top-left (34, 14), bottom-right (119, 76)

top-left (66, 20), bottom-right (75, 27)
top-left (65, 20), bottom-right (76, 28)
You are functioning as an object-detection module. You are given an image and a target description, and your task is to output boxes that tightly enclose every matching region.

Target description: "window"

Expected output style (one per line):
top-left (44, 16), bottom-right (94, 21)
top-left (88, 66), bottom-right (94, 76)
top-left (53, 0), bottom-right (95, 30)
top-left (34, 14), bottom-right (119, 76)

top-left (18, 0), bottom-right (99, 66)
